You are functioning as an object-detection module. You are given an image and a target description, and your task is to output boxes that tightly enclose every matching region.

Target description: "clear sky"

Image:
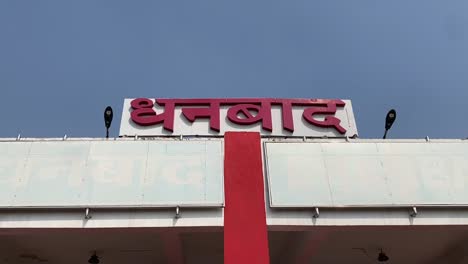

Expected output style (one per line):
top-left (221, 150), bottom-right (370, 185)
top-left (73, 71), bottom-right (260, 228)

top-left (0, 1), bottom-right (467, 139)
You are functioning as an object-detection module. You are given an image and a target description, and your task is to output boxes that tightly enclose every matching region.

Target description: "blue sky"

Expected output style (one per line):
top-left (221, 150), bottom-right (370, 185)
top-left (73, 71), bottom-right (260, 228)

top-left (0, 1), bottom-right (467, 138)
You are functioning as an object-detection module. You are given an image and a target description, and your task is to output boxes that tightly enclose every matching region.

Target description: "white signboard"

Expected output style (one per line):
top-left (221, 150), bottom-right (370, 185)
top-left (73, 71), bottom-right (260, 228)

top-left (119, 98), bottom-right (358, 137)
top-left (266, 142), bottom-right (468, 208)
top-left (0, 140), bottom-right (224, 208)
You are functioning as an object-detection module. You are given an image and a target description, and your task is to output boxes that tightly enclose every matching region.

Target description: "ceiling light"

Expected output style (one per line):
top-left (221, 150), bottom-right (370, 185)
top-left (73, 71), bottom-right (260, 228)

top-left (377, 249), bottom-right (389, 262)
top-left (88, 252), bottom-right (100, 264)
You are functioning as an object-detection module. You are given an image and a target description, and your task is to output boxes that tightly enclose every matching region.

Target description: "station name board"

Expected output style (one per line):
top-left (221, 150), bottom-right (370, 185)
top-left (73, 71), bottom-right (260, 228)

top-left (119, 98), bottom-right (358, 137)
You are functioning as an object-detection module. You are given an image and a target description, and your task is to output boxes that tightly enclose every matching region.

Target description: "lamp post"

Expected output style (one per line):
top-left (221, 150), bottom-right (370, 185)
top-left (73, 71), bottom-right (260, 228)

top-left (383, 109), bottom-right (396, 139)
top-left (104, 106), bottom-right (113, 139)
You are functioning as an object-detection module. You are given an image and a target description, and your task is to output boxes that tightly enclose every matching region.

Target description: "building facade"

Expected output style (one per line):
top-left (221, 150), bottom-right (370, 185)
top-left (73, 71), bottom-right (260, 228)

top-left (1, 98), bottom-right (467, 263)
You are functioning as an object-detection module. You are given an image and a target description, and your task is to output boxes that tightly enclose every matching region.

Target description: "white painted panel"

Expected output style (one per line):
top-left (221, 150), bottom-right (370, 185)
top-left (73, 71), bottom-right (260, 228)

top-left (0, 158), bottom-right (25, 205)
top-left (450, 156), bottom-right (468, 202)
top-left (266, 143), bottom-right (332, 206)
top-left (325, 155), bottom-right (392, 206)
top-left (0, 140), bottom-right (224, 208)
top-left (13, 142), bottom-right (88, 207)
top-left (144, 141), bottom-right (223, 205)
top-left (0, 143), bottom-right (30, 205)
top-left (266, 142), bottom-right (468, 207)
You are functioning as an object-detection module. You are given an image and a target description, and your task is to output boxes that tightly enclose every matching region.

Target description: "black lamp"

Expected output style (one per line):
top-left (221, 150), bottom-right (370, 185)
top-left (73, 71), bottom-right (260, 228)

top-left (377, 249), bottom-right (389, 262)
top-left (383, 109), bottom-right (396, 139)
top-left (88, 252), bottom-right (100, 264)
top-left (104, 106), bottom-right (113, 139)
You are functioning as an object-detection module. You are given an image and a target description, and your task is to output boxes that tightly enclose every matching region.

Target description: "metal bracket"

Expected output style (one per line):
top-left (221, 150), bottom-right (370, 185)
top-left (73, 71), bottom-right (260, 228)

top-left (175, 206), bottom-right (181, 219)
top-left (410, 206), bottom-right (417, 218)
top-left (16, 134), bottom-right (21, 141)
top-left (134, 134), bottom-right (139, 140)
top-left (345, 136), bottom-right (350, 142)
top-left (85, 208), bottom-right (92, 219)
top-left (425, 136), bottom-right (430, 142)
top-left (63, 134), bottom-right (67, 140)
top-left (312, 207), bottom-right (320, 218)
top-left (303, 136), bottom-right (306, 142)
top-left (179, 135), bottom-right (183, 140)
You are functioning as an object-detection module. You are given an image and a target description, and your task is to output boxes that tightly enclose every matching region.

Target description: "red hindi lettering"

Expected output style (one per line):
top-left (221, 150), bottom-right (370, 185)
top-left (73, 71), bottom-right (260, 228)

top-left (302, 100), bottom-right (346, 134)
top-left (279, 100), bottom-right (294, 132)
top-left (227, 102), bottom-right (273, 131)
top-left (181, 101), bottom-right (221, 132)
top-left (130, 98), bottom-right (175, 132)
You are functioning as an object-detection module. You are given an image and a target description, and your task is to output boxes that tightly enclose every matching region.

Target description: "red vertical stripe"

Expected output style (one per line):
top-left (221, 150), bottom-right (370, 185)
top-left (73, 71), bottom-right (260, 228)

top-left (224, 132), bottom-right (270, 264)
